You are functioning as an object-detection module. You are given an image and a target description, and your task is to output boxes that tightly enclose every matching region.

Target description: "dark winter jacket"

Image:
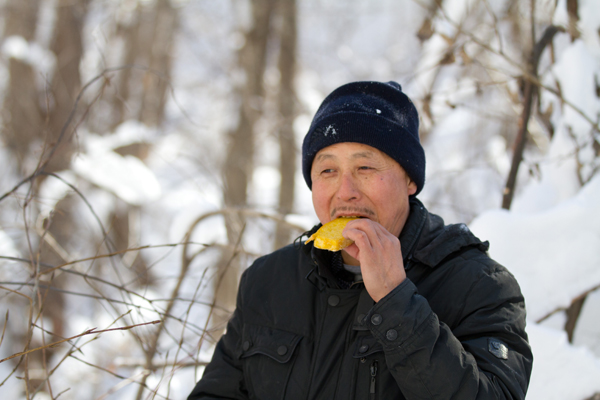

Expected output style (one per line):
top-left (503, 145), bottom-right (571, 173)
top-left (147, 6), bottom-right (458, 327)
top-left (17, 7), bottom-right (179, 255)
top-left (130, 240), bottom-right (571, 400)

top-left (188, 199), bottom-right (533, 399)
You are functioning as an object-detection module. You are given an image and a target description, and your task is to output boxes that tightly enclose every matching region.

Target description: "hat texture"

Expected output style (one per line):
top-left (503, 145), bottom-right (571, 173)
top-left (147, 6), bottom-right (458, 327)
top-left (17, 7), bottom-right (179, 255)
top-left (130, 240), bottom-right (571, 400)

top-left (302, 81), bottom-right (425, 194)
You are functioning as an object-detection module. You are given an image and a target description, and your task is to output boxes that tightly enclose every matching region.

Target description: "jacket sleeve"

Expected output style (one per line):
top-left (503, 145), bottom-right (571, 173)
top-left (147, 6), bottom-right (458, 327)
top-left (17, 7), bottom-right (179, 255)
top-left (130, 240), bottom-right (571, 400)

top-left (187, 272), bottom-right (249, 400)
top-left (365, 267), bottom-right (533, 400)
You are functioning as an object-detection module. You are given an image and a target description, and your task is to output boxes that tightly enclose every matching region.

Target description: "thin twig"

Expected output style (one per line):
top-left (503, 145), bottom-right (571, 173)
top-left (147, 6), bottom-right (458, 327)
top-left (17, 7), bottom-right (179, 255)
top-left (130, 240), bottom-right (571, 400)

top-left (0, 320), bottom-right (160, 364)
top-left (0, 310), bottom-right (8, 349)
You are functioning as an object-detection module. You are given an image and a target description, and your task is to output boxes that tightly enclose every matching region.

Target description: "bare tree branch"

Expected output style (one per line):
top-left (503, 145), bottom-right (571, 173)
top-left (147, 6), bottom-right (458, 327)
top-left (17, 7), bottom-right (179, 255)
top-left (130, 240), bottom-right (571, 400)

top-left (0, 320), bottom-right (160, 364)
top-left (502, 25), bottom-right (564, 209)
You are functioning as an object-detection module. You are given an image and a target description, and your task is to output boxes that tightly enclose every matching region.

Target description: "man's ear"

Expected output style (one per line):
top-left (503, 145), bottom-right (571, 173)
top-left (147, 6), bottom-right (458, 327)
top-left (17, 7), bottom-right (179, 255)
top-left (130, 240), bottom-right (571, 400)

top-left (407, 179), bottom-right (417, 195)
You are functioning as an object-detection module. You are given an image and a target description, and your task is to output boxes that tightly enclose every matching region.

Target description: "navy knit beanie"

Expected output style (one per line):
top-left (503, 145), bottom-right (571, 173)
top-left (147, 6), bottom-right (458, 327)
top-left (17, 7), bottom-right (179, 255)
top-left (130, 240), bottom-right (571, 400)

top-left (302, 81), bottom-right (426, 195)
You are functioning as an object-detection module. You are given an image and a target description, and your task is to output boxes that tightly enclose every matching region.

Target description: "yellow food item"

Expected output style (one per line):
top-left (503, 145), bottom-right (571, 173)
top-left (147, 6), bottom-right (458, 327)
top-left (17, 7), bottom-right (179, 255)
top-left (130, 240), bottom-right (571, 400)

top-left (305, 217), bottom-right (359, 251)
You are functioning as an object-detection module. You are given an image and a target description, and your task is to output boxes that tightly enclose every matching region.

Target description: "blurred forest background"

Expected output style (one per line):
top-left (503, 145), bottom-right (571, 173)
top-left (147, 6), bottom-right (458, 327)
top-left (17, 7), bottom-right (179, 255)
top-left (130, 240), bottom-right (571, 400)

top-left (0, 0), bottom-right (599, 399)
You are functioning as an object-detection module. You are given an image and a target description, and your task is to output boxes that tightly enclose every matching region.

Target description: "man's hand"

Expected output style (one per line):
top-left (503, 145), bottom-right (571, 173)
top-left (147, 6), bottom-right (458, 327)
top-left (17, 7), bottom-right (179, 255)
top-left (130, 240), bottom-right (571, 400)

top-left (342, 219), bottom-right (406, 302)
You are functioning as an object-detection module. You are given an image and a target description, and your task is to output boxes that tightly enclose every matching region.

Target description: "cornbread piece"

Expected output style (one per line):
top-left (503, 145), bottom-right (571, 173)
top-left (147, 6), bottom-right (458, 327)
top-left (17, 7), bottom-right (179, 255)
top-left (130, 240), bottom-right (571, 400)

top-left (305, 217), bottom-right (359, 251)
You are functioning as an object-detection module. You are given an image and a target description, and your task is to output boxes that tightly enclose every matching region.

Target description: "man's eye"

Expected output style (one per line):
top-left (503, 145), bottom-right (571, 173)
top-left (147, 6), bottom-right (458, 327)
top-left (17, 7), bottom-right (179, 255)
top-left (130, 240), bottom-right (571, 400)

top-left (358, 166), bottom-right (372, 170)
top-left (321, 169), bottom-right (335, 174)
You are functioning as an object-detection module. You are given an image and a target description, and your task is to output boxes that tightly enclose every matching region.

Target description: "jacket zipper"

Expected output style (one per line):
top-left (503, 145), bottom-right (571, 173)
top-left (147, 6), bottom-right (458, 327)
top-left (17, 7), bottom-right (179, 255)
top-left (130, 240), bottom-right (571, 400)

top-left (370, 361), bottom-right (378, 400)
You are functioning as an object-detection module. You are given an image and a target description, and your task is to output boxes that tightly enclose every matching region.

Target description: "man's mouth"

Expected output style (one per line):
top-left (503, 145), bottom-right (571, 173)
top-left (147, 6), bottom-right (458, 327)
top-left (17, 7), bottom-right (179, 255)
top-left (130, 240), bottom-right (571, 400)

top-left (331, 206), bottom-right (375, 220)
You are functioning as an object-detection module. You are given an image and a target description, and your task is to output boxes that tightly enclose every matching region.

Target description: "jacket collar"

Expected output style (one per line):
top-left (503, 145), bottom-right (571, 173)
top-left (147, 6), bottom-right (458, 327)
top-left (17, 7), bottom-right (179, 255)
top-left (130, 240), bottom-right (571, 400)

top-left (398, 197), bottom-right (428, 262)
top-left (409, 200), bottom-right (489, 268)
top-left (308, 243), bottom-right (340, 289)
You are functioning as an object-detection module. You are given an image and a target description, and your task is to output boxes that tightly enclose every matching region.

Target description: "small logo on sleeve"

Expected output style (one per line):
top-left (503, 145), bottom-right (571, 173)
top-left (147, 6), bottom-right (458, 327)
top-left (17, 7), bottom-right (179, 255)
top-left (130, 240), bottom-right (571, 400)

top-left (488, 338), bottom-right (509, 360)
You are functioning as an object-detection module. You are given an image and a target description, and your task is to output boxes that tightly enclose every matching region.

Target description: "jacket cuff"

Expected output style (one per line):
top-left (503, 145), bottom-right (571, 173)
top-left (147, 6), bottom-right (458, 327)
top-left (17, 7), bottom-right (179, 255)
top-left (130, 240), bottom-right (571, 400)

top-left (365, 278), bottom-right (433, 351)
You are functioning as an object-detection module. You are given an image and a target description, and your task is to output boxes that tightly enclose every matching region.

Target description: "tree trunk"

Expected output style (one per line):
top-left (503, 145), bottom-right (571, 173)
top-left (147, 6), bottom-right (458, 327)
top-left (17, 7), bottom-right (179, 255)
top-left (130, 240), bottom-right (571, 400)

top-left (95, 0), bottom-right (178, 132)
top-left (106, 4), bottom-right (144, 131)
top-left (1, 0), bottom-right (43, 173)
top-left (213, 0), bottom-right (276, 339)
top-left (138, 0), bottom-right (178, 126)
top-left (44, 0), bottom-right (90, 174)
top-left (274, 0), bottom-right (298, 250)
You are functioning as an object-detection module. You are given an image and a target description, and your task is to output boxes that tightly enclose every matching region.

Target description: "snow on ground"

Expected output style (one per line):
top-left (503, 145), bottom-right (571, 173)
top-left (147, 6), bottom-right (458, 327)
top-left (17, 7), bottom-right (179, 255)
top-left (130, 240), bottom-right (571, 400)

top-left (470, 174), bottom-right (600, 321)
top-left (470, 174), bottom-right (600, 399)
top-left (526, 323), bottom-right (600, 400)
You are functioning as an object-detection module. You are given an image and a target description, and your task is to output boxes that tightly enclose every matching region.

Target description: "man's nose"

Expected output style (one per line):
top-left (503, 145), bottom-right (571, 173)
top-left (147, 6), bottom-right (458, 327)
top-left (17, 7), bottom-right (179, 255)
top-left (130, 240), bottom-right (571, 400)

top-left (336, 172), bottom-right (360, 201)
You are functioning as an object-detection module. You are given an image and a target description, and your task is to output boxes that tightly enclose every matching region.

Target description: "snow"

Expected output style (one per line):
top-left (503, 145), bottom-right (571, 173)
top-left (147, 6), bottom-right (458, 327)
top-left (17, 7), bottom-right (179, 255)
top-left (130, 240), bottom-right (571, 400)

top-left (1, 0), bottom-right (600, 399)
top-left (552, 40), bottom-right (600, 133)
top-left (73, 151), bottom-right (161, 206)
top-left (0, 227), bottom-right (20, 264)
top-left (471, 173), bottom-right (600, 321)
top-left (527, 323), bottom-right (600, 400)
top-left (1, 36), bottom-right (30, 60)
top-left (89, 120), bottom-right (158, 151)
top-left (1, 35), bottom-right (54, 67)
top-left (37, 170), bottom-right (78, 218)
top-left (71, 123), bottom-right (162, 206)
top-left (559, 0), bottom-right (600, 57)
top-left (1, 35), bottom-right (55, 79)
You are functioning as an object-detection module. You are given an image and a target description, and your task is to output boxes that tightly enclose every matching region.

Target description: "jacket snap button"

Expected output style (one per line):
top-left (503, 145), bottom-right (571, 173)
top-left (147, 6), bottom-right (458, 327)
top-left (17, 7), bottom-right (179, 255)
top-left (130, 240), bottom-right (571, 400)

top-left (242, 341), bottom-right (251, 351)
top-left (371, 314), bottom-right (383, 325)
top-left (359, 344), bottom-right (369, 353)
top-left (277, 345), bottom-right (288, 356)
top-left (386, 329), bottom-right (398, 341)
top-left (328, 295), bottom-right (340, 307)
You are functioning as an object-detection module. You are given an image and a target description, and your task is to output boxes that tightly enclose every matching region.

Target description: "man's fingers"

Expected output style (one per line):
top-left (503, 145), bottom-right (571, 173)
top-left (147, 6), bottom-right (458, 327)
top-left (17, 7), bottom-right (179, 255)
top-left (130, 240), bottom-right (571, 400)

top-left (341, 218), bottom-right (406, 302)
top-left (344, 219), bottom-right (393, 249)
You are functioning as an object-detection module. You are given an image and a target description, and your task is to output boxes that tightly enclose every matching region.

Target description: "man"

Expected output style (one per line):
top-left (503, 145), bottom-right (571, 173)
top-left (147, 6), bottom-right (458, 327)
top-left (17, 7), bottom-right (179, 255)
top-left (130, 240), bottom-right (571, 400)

top-left (188, 81), bottom-right (533, 399)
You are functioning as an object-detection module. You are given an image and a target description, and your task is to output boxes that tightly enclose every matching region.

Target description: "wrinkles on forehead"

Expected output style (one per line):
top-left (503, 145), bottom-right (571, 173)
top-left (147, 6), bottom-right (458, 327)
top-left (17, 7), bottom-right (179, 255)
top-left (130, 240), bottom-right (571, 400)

top-left (314, 149), bottom-right (376, 163)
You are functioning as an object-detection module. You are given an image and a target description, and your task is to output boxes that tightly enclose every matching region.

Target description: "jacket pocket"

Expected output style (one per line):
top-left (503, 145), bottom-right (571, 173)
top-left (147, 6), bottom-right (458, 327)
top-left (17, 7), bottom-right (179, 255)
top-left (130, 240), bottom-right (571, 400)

top-left (240, 324), bottom-right (302, 400)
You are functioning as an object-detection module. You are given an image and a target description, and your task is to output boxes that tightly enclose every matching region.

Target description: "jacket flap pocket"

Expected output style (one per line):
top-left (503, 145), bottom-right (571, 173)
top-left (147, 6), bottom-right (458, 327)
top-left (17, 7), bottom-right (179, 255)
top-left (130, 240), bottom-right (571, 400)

top-left (352, 335), bottom-right (383, 358)
top-left (241, 324), bottom-right (302, 363)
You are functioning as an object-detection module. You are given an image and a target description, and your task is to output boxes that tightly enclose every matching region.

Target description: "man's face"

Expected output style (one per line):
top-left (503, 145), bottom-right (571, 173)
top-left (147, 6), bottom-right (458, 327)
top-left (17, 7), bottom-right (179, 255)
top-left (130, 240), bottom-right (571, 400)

top-left (310, 142), bottom-right (417, 238)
